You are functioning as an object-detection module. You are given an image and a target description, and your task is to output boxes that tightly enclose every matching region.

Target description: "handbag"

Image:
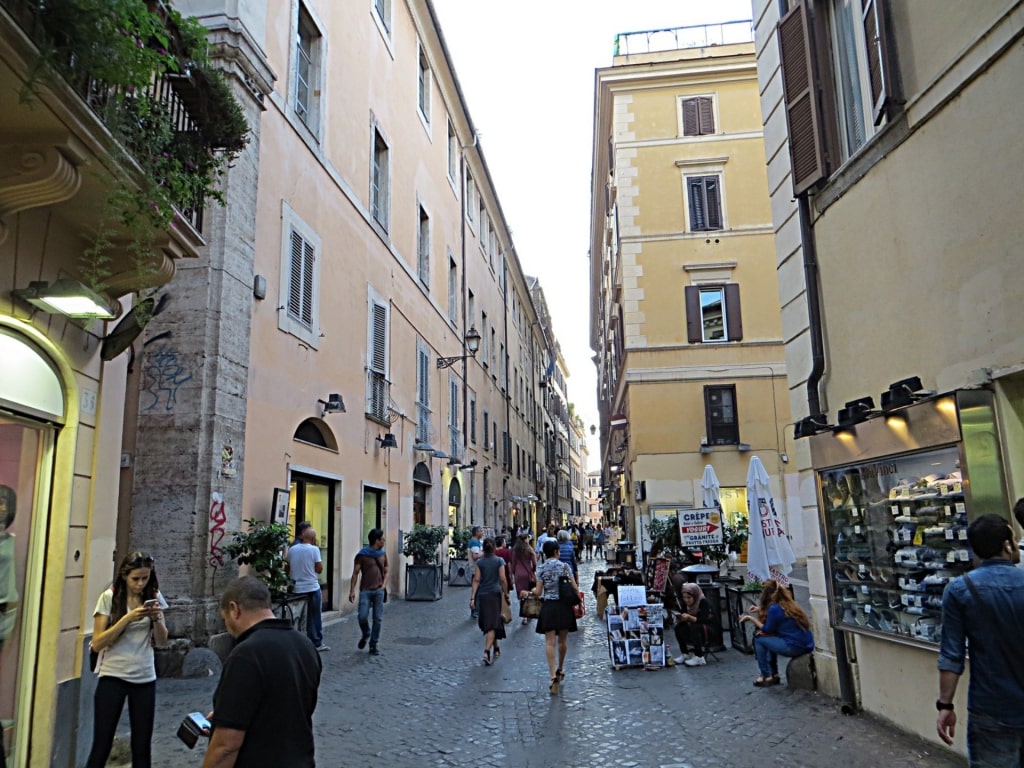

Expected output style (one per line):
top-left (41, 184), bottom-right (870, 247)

top-left (519, 595), bottom-right (542, 618)
top-left (558, 566), bottom-right (581, 606)
top-left (573, 593), bottom-right (587, 619)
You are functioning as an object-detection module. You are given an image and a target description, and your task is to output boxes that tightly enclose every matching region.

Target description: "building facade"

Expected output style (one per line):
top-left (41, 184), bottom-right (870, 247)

top-left (752, 0), bottom-right (1024, 752)
top-left (589, 23), bottom-right (796, 553)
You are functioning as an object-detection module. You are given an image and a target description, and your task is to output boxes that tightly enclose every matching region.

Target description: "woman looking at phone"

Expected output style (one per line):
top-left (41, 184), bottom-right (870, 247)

top-left (85, 551), bottom-right (168, 768)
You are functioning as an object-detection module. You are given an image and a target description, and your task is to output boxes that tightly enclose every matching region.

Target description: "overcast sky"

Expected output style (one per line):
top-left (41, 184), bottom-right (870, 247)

top-left (431, 0), bottom-right (756, 469)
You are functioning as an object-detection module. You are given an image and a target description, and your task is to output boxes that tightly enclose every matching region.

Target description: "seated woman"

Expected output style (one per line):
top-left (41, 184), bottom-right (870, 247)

top-left (672, 583), bottom-right (716, 667)
top-left (740, 579), bottom-right (814, 686)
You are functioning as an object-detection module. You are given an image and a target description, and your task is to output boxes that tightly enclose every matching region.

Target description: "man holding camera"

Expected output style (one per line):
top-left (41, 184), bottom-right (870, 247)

top-left (202, 577), bottom-right (321, 768)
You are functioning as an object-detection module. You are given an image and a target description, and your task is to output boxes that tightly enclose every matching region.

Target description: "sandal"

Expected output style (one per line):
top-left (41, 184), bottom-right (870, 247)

top-left (549, 677), bottom-right (559, 695)
top-left (556, 668), bottom-right (565, 682)
top-left (493, 646), bottom-right (501, 659)
top-left (753, 675), bottom-right (779, 687)
top-left (483, 650), bottom-right (492, 666)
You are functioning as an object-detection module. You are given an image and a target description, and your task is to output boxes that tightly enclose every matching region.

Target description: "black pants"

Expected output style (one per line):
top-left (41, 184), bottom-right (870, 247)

top-left (85, 676), bottom-right (156, 768)
top-left (673, 621), bottom-right (709, 656)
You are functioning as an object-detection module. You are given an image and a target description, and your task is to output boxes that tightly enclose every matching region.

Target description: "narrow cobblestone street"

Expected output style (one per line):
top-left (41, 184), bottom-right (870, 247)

top-left (135, 560), bottom-right (966, 768)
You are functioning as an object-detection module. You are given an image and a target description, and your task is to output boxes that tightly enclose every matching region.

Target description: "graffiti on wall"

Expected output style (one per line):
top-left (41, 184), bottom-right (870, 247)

top-left (208, 492), bottom-right (227, 568)
top-left (141, 343), bottom-right (193, 412)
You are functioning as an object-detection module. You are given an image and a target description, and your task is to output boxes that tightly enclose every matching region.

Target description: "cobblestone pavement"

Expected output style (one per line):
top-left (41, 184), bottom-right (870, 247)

top-left (129, 559), bottom-right (966, 768)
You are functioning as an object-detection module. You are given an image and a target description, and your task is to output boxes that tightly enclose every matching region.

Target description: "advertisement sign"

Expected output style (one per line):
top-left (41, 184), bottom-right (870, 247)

top-left (677, 507), bottom-right (724, 547)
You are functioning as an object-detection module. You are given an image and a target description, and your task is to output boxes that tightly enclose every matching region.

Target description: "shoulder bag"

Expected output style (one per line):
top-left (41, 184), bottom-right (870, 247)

top-left (558, 564), bottom-right (581, 606)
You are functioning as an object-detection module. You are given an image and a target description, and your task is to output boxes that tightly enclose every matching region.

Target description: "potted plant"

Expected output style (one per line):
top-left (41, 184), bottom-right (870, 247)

top-left (402, 524), bottom-right (447, 601)
top-left (448, 525), bottom-right (473, 587)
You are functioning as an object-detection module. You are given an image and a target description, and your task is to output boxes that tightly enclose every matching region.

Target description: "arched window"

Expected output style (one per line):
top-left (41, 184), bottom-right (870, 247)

top-left (292, 418), bottom-right (338, 451)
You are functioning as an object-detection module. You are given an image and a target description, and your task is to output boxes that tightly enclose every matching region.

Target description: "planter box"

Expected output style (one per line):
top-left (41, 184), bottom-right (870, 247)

top-left (405, 564), bottom-right (444, 601)
top-left (448, 558), bottom-right (472, 586)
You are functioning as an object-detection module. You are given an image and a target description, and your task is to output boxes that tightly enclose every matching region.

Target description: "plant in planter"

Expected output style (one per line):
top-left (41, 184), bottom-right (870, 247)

top-left (402, 524), bottom-right (447, 601)
top-left (222, 518), bottom-right (292, 596)
top-left (647, 516), bottom-right (681, 559)
top-left (447, 525), bottom-right (473, 587)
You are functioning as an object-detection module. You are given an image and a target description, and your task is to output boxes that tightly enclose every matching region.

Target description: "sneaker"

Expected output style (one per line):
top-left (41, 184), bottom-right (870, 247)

top-left (368, 645), bottom-right (380, 656)
top-left (358, 636), bottom-right (368, 650)
top-left (672, 655), bottom-right (687, 664)
top-left (683, 656), bottom-right (707, 667)
top-left (316, 644), bottom-right (331, 653)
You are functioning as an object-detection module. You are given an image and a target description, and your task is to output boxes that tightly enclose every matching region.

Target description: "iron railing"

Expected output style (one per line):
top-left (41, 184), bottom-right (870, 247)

top-left (613, 20), bottom-right (754, 57)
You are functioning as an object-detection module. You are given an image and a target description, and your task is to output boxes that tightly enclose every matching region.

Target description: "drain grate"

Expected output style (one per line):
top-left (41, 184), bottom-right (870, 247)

top-left (392, 636), bottom-right (439, 646)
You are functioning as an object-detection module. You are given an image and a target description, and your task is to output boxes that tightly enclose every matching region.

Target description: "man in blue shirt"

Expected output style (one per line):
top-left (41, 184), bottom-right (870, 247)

top-left (937, 513), bottom-right (1024, 764)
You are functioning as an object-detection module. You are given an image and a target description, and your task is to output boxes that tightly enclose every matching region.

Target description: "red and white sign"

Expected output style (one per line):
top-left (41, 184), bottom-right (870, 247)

top-left (677, 507), bottom-right (723, 547)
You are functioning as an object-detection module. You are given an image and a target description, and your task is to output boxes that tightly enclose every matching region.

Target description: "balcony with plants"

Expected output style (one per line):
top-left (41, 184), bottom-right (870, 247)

top-left (0, 0), bottom-right (248, 311)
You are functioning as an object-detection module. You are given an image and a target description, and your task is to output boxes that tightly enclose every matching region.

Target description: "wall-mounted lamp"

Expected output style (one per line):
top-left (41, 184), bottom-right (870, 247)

top-left (318, 393), bottom-right (346, 417)
top-left (414, 440), bottom-right (436, 452)
top-left (589, 424), bottom-right (597, 435)
top-left (429, 450), bottom-right (450, 461)
top-left (794, 414), bottom-right (831, 439)
top-left (526, 494), bottom-right (539, 502)
top-left (447, 455), bottom-right (463, 467)
top-left (376, 433), bottom-right (398, 450)
top-left (12, 278), bottom-right (117, 319)
top-left (881, 376), bottom-right (936, 412)
top-left (436, 326), bottom-right (482, 369)
top-left (458, 459), bottom-right (478, 471)
top-left (835, 397), bottom-right (878, 430)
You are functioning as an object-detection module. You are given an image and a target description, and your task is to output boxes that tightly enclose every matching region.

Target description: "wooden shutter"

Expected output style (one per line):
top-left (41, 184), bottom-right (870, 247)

top-left (370, 301), bottom-right (387, 374)
top-left (685, 286), bottom-right (702, 343)
top-left (724, 283), bottom-right (743, 341)
top-left (687, 177), bottom-right (705, 230)
top-left (705, 177), bottom-right (722, 230)
top-left (288, 229), bottom-right (314, 329)
top-left (778, 2), bottom-right (826, 195)
top-left (682, 98), bottom-right (699, 136)
top-left (863, 0), bottom-right (899, 126)
top-left (698, 96), bottom-right (715, 134)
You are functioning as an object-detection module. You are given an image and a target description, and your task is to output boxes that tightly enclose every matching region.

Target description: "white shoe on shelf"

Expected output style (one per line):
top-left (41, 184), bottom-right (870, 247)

top-left (684, 655), bottom-right (706, 667)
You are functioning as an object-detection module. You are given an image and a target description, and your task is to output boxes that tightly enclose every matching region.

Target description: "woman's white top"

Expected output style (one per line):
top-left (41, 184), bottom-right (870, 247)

top-left (93, 588), bottom-right (167, 683)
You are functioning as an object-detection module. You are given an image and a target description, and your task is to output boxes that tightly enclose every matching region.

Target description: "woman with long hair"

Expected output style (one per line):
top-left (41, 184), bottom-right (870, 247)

top-left (510, 533), bottom-right (537, 625)
top-left (672, 583), bottom-right (716, 667)
top-left (740, 579), bottom-right (814, 687)
top-left (469, 538), bottom-right (510, 665)
top-left (85, 551), bottom-right (168, 768)
top-left (520, 539), bottom-right (579, 695)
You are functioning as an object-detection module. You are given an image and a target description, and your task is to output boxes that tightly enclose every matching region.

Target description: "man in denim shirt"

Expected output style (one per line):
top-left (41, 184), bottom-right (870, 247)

top-left (937, 514), bottom-right (1024, 765)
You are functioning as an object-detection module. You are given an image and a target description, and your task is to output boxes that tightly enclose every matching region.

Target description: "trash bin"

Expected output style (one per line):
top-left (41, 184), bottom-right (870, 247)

top-left (616, 541), bottom-right (637, 566)
top-left (681, 564), bottom-right (719, 584)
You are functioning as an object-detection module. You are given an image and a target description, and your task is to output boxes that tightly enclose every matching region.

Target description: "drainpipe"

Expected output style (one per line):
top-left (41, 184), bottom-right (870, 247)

top-left (798, 195), bottom-right (856, 712)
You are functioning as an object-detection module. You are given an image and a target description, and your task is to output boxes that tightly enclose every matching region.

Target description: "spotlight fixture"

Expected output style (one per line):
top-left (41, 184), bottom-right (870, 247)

top-left (317, 393), bottom-right (346, 417)
top-left (447, 456), bottom-right (463, 466)
top-left (881, 376), bottom-right (936, 412)
top-left (794, 414), bottom-right (831, 439)
top-left (12, 278), bottom-right (117, 319)
top-left (835, 397), bottom-right (877, 430)
top-left (429, 450), bottom-right (450, 461)
top-left (413, 440), bottom-right (436, 452)
top-left (458, 459), bottom-right (479, 471)
top-left (375, 433), bottom-right (398, 450)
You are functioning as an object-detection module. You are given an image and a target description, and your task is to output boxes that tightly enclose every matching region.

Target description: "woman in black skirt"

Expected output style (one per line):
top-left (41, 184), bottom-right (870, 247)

top-left (470, 538), bottom-right (510, 665)
top-left (520, 539), bottom-right (579, 694)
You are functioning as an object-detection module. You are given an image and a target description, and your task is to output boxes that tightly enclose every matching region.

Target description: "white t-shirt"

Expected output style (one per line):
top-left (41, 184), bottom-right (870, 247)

top-left (287, 542), bottom-right (322, 593)
top-left (93, 588), bottom-right (167, 683)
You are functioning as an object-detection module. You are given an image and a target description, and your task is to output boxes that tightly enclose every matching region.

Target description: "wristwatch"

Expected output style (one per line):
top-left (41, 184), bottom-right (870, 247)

top-left (935, 699), bottom-right (954, 711)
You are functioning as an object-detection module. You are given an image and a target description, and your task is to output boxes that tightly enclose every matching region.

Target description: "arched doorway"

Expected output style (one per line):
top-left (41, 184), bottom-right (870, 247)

top-left (447, 477), bottom-right (461, 529)
top-left (413, 462), bottom-right (431, 526)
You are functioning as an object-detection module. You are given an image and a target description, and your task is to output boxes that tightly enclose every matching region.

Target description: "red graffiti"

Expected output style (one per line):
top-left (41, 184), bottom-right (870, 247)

top-left (209, 493), bottom-right (226, 568)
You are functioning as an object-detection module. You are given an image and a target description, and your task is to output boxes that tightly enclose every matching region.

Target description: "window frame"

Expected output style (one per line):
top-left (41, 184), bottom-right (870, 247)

top-left (685, 283), bottom-right (743, 344)
top-left (704, 384), bottom-right (740, 446)
top-left (447, 252), bottom-right (458, 325)
top-left (370, 125), bottom-right (390, 234)
top-left (366, 288), bottom-right (391, 424)
top-left (685, 174), bottom-right (724, 232)
top-left (372, 0), bottom-right (391, 35)
top-left (417, 42), bottom-right (431, 127)
top-left (278, 202), bottom-right (321, 349)
top-left (447, 118), bottom-right (458, 183)
top-left (416, 337), bottom-right (431, 442)
top-left (417, 202), bottom-right (431, 289)
top-left (293, 3), bottom-right (325, 137)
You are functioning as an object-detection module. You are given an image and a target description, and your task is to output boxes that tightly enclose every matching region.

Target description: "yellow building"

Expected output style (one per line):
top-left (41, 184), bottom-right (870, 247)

top-left (753, 0), bottom-right (1024, 753)
top-left (590, 23), bottom-right (796, 553)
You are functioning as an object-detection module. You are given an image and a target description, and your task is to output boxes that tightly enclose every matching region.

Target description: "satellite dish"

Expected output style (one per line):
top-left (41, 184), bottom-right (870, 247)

top-left (100, 293), bottom-right (169, 361)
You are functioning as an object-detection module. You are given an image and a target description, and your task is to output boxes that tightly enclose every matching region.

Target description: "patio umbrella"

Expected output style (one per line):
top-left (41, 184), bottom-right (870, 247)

top-left (700, 464), bottom-right (721, 508)
top-left (745, 455), bottom-right (796, 586)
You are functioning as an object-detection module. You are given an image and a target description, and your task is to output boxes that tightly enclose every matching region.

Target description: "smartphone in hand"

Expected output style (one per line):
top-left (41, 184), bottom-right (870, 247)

top-left (143, 599), bottom-right (160, 609)
top-left (177, 712), bottom-right (212, 749)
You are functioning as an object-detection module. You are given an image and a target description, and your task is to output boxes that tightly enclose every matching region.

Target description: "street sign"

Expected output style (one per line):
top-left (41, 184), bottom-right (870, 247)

top-left (677, 507), bottom-right (724, 547)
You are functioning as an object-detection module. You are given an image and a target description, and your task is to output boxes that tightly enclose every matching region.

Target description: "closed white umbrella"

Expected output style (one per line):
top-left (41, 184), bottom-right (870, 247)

top-left (700, 464), bottom-right (721, 508)
top-left (745, 455), bottom-right (796, 586)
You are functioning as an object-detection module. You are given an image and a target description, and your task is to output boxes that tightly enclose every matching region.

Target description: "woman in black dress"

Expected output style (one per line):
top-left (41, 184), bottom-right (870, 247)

top-left (520, 539), bottom-right (579, 694)
top-left (469, 538), bottom-right (510, 665)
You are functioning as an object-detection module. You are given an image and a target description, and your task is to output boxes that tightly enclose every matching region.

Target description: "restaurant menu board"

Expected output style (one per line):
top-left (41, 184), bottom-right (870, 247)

top-left (607, 604), bottom-right (665, 669)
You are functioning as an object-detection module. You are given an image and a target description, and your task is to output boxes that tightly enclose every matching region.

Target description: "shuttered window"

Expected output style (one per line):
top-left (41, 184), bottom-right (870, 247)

top-left (371, 130), bottom-right (389, 232)
top-left (367, 298), bottom-right (390, 423)
top-left (681, 96), bottom-right (715, 136)
top-left (417, 45), bottom-right (430, 123)
top-left (687, 175), bottom-right (723, 231)
top-left (416, 339), bottom-right (430, 442)
top-left (417, 205), bottom-right (430, 288)
top-left (287, 228), bottom-right (315, 329)
top-left (685, 284), bottom-right (743, 343)
top-left (449, 379), bottom-right (460, 456)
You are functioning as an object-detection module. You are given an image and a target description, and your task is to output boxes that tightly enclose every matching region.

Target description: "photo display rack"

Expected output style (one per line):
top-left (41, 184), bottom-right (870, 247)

top-left (607, 585), bottom-right (665, 670)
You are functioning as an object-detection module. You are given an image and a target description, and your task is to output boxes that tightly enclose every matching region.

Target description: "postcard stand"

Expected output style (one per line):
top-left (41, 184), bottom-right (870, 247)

top-left (606, 585), bottom-right (665, 670)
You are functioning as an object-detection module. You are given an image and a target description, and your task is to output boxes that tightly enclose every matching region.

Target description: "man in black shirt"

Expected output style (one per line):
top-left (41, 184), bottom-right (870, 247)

top-left (203, 577), bottom-right (321, 768)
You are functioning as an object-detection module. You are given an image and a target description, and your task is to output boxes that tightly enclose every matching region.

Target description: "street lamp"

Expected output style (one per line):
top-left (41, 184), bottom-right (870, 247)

top-left (436, 326), bottom-right (482, 369)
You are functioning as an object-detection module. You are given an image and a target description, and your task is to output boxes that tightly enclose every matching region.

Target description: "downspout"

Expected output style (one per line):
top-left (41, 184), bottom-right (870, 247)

top-left (798, 194), bottom-right (856, 712)
top-left (459, 140), bottom-right (473, 526)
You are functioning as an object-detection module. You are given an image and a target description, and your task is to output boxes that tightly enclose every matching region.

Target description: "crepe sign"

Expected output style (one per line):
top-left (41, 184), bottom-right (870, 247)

top-left (678, 507), bottom-right (724, 547)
